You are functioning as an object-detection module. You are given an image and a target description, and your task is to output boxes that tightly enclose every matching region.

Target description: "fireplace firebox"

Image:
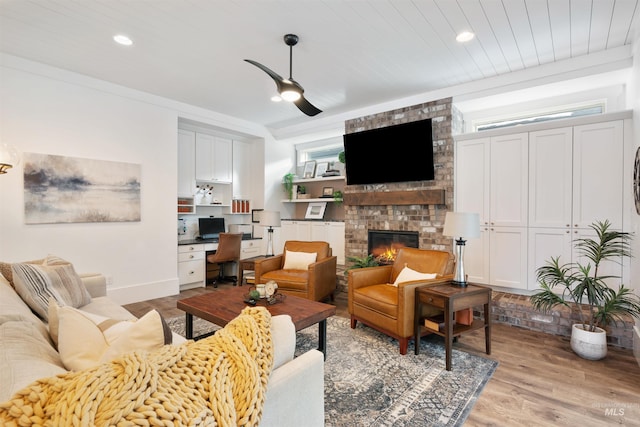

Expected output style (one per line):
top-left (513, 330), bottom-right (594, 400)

top-left (368, 230), bottom-right (419, 263)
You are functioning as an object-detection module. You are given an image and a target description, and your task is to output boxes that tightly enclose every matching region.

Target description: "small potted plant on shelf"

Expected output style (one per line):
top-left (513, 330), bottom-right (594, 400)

top-left (530, 219), bottom-right (640, 360)
top-left (283, 173), bottom-right (296, 201)
top-left (333, 190), bottom-right (343, 205)
top-left (297, 185), bottom-right (310, 199)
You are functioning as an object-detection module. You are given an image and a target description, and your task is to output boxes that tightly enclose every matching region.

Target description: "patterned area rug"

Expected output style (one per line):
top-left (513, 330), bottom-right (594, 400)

top-left (166, 315), bottom-right (498, 427)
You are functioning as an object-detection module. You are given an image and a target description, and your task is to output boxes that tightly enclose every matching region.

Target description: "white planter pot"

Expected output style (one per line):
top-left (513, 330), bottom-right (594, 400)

top-left (570, 323), bottom-right (607, 360)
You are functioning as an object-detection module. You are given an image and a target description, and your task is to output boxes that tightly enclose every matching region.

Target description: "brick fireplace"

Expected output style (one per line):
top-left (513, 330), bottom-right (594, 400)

top-left (338, 97), bottom-right (461, 292)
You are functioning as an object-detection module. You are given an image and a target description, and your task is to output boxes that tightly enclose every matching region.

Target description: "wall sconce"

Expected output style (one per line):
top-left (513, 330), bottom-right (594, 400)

top-left (443, 212), bottom-right (480, 287)
top-left (0, 143), bottom-right (20, 174)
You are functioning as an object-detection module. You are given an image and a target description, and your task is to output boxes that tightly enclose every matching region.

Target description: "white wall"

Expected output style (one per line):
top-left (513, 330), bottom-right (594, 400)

top-left (0, 54), bottom-right (268, 304)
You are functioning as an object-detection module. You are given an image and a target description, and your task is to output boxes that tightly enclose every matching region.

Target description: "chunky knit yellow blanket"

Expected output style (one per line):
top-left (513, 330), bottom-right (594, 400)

top-left (0, 306), bottom-right (273, 427)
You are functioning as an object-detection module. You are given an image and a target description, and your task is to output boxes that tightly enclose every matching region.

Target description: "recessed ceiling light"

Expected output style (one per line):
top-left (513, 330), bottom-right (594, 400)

top-left (113, 34), bottom-right (133, 46)
top-left (456, 31), bottom-right (475, 43)
top-left (271, 95), bottom-right (282, 102)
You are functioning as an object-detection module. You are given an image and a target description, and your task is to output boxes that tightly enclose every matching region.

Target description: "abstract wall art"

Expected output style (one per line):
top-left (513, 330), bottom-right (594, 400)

top-left (23, 153), bottom-right (141, 224)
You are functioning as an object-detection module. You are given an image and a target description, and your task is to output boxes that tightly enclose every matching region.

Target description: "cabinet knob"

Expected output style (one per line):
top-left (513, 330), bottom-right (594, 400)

top-left (189, 255), bottom-right (194, 259)
top-left (566, 230), bottom-right (570, 234)
top-left (575, 224), bottom-right (578, 227)
top-left (428, 298), bottom-right (433, 302)
top-left (566, 224), bottom-right (570, 227)
top-left (189, 271), bottom-right (194, 275)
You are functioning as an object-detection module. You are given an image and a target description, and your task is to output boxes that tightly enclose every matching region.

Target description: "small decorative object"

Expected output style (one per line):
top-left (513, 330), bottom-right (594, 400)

top-left (305, 202), bottom-right (327, 219)
top-left (303, 160), bottom-right (316, 178)
top-left (315, 162), bottom-right (329, 178)
top-left (322, 186), bottom-right (334, 197)
top-left (251, 209), bottom-right (264, 223)
top-left (530, 219), bottom-right (640, 360)
top-left (265, 280), bottom-right (278, 298)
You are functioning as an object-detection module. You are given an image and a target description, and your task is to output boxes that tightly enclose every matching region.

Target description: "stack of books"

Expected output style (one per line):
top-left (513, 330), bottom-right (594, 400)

top-left (424, 314), bottom-right (445, 332)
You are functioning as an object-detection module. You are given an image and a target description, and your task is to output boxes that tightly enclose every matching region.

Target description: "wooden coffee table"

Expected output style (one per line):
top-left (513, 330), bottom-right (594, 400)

top-left (177, 285), bottom-right (336, 358)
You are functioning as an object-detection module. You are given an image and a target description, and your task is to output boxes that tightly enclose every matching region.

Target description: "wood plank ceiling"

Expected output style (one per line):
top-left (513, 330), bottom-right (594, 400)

top-left (0, 0), bottom-right (638, 130)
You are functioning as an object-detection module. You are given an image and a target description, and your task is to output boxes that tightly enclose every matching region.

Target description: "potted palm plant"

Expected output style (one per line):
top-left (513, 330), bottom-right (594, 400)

top-left (283, 173), bottom-right (296, 201)
top-left (530, 219), bottom-right (640, 360)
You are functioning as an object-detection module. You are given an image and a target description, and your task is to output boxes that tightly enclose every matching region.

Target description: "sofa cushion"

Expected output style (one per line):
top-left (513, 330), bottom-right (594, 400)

top-left (283, 250), bottom-right (317, 270)
top-left (271, 315), bottom-right (295, 370)
top-left (391, 266), bottom-right (437, 287)
top-left (0, 320), bottom-right (67, 403)
top-left (49, 303), bottom-right (172, 371)
top-left (353, 284), bottom-right (398, 318)
top-left (11, 261), bottom-right (92, 321)
top-left (0, 276), bottom-right (51, 342)
top-left (0, 257), bottom-right (44, 287)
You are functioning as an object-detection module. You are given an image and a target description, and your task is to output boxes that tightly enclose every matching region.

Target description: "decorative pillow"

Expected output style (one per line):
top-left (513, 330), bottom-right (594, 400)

top-left (0, 257), bottom-right (44, 288)
top-left (11, 261), bottom-right (92, 321)
top-left (391, 266), bottom-right (437, 287)
top-left (282, 250), bottom-right (317, 270)
top-left (49, 302), bottom-right (172, 371)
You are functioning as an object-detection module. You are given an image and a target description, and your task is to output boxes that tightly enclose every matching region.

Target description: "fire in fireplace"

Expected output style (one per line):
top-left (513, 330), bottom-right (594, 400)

top-left (368, 230), bottom-right (419, 263)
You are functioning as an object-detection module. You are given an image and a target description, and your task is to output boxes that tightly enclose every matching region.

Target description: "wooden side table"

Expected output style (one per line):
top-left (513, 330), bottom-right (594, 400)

top-left (414, 282), bottom-right (491, 371)
top-left (238, 255), bottom-right (269, 286)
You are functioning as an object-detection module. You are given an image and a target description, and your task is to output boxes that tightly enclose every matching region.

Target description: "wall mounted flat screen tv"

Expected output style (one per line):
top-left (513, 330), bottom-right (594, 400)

top-left (343, 119), bottom-right (434, 185)
top-left (198, 217), bottom-right (225, 240)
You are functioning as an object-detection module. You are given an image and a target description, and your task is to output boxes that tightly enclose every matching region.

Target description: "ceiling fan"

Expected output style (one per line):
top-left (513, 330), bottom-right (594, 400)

top-left (245, 34), bottom-right (322, 117)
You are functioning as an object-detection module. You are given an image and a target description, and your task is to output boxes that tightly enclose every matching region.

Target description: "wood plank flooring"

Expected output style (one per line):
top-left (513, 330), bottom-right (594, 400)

top-left (124, 284), bottom-right (640, 426)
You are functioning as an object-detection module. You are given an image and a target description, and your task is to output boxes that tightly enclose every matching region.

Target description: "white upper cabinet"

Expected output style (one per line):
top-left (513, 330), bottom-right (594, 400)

top-left (572, 121), bottom-right (624, 229)
top-left (177, 129), bottom-right (196, 197)
top-left (489, 133), bottom-right (529, 227)
top-left (528, 127), bottom-right (573, 228)
top-left (232, 140), bottom-right (251, 200)
top-left (195, 133), bottom-right (232, 183)
top-left (456, 137), bottom-right (490, 224)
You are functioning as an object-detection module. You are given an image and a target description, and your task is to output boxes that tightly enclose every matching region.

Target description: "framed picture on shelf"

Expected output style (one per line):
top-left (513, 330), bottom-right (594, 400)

top-left (315, 162), bottom-right (329, 178)
top-left (303, 161), bottom-right (316, 178)
top-left (322, 186), bottom-right (334, 197)
top-left (305, 202), bottom-right (327, 219)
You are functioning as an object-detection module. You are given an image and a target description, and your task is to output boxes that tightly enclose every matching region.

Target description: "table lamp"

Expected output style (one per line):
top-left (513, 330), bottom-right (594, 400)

top-left (443, 212), bottom-right (480, 287)
top-left (259, 210), bottom-right (281, 257)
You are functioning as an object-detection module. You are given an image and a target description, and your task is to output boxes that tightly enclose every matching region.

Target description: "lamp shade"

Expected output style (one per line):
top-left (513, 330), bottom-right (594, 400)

top-left (259, 210), bottom-right (281, 228)
top-left (443, 212), bottom-right (480, 239)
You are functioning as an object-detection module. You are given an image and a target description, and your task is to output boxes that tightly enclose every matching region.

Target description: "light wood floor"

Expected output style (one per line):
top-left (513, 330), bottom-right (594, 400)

top-left (124, 284), bottom-right (640, 426)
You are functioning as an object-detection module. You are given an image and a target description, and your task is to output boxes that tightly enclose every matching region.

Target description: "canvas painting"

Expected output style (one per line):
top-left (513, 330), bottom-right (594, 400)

top-left (23, 153), bottom-right (141, 224)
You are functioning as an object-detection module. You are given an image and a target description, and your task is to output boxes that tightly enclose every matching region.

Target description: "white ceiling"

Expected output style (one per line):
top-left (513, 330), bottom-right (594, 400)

top-left (1, 0), bottom-right (638, 132)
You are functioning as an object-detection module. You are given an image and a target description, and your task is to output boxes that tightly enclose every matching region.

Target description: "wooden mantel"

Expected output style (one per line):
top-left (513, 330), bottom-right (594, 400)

top-left (343, 189), bottom-right (445, 206)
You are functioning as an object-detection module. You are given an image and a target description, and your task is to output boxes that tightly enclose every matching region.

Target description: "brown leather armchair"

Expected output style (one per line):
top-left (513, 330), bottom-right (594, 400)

top-left (253, 240), bottom-right (337, 302)
top-left (348, 248), bottom-right (455, 354)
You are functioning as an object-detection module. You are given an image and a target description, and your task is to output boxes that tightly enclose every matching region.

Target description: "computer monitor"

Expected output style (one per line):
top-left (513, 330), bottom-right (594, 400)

top-left (198, 217), bottom-right (225, 239)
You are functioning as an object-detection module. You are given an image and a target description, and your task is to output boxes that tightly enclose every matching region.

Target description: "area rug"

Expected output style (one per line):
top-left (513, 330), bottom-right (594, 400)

top-left (166, 315), bottom-right (498, 427)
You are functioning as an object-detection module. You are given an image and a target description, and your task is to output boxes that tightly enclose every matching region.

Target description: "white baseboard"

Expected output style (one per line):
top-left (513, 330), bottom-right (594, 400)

top-left (634, 326), bottom-right (640, 368)
top-left (107, 278), bottom-right (179, 305)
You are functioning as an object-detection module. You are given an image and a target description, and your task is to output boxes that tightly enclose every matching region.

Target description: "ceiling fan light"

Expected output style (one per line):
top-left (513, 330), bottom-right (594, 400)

top-left (271, 95), bottom-right (283, 102)
top-left (280, 89), bottom-right (301, 102)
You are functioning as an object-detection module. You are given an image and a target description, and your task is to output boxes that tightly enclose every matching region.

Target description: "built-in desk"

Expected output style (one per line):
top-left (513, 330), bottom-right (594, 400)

top-left (178, 237), bottom-right (262, 290)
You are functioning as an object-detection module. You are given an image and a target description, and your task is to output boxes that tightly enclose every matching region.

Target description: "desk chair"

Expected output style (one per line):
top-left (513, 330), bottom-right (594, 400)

top-left (206, 233), bottom-right (242, 287)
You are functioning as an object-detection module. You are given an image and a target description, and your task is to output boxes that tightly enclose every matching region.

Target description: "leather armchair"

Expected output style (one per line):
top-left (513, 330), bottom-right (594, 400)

top-left (254, 241), bottom-right (337, 302)
top-left (348, 248), bottom-right (455, 354)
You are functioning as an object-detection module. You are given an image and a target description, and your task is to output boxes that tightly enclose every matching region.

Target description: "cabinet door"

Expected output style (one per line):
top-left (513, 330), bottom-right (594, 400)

top-left (463, 227), bottom-right (490, 284)
top-left (573, 121), bottom-right (624, 229)
top-left (297, 222), bottom-right (311, 241)
top-left (213, 137), bottom-right (233, 182)
top-left (233, 140), bottom-right (251, 199)
top-left (456, 137), bottom-right (490, 225)
top-left (490, 133), bottom-right (528, 227)
top-left (280, 221), bottom-right (299, 245)
top-left (529, 127), bottom-right (573, 228)
top-left (488, 226), bottom-right (528, 289)
top-left (527, 227), bottom-right (572, 290)
top-left (310, 222), bottom-right (345, 264)
top-left (177, 130), bottom-right (196, 197)
top-left (195, 133), bottom-right (215, 181)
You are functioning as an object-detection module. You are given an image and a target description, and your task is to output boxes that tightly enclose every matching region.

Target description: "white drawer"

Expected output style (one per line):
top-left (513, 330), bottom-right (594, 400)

top-left (178, 244), bottom-right (204, 254)
top-left (178, 251), bottom-right (204, 262)
top-left (241, 246), bottom-right (261, 259)
top-left (178, 259), bottom-right (205, 285)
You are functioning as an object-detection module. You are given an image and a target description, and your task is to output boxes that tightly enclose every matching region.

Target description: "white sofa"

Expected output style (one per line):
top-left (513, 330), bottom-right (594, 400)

top-left (0, 271), bottom-right (324, 426)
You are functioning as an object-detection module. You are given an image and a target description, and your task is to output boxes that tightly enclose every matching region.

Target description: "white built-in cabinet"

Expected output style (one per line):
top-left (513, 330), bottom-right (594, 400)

top-left (279, 220), bottom-right (345, 264)
top-left (232, 140), bottom-right (251, 200)
top-left (195, 133), bottom-right (233, 183)
top-left (178, 129), bottom-right (196, 197)
top-left (456, 114), bottom-right (630, 291)
top-left (456, 133), bottom-right (529, 289)
top-left (527, 120), bottom-right (625, 288)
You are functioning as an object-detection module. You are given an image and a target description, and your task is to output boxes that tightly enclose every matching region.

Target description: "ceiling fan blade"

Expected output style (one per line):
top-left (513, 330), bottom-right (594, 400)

top-left (244, 59), bottom-right (285, 90)
top-left (294, 96), bottom-right (322, 116)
